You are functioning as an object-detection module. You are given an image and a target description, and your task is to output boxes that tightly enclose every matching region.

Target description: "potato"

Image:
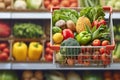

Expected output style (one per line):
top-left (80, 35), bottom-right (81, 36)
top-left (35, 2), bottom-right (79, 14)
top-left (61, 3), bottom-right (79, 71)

top-left (31, 77), bottom-right (38, 80)
top-left (66, 20), bottom-right (76, 32)
top-left (0, 0), bottom-right (3, 2)
top-left (4, 0), bottom-right (11, 6)
top-left (34, 71), bottom-right (43, 80)
top-left (22, 71), bottom-right (33, 80)
top-left (0, 2), bottom-right (5, 9)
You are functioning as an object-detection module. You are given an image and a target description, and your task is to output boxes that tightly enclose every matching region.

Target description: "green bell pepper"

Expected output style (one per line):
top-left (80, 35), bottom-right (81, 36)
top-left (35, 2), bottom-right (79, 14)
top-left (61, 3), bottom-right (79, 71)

top-left (76, 31), bottom-right (91, 45)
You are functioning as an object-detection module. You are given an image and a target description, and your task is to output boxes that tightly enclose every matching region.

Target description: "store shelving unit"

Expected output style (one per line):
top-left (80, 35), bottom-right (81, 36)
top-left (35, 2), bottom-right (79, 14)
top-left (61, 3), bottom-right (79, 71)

top-left (0, 11), bottom-right (119, 70)
top-left (0, 12), bottom-right (120, 19)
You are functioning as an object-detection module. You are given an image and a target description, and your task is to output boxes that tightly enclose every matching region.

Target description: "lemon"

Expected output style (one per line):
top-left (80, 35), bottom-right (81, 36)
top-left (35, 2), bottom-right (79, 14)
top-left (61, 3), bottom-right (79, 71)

top-left (53, 33), bottom-right (63, 44)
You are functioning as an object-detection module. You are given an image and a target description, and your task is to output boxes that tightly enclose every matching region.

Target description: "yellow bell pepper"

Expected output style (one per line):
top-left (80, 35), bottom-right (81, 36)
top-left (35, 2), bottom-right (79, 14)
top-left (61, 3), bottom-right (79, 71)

top-left (28, 42), bottom-right (43, 61)
top-left (12, 42), bottom-right (27, 61)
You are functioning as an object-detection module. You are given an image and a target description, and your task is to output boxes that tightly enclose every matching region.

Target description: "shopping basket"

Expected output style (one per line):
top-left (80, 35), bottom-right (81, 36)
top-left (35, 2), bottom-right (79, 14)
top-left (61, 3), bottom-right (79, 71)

top-left (50, 6), bottom-right (115, 67)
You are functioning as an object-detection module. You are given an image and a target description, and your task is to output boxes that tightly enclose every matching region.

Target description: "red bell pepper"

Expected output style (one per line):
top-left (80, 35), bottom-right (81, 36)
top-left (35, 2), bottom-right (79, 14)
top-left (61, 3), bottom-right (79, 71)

top-left (62, 29), bottom-right (74, 40)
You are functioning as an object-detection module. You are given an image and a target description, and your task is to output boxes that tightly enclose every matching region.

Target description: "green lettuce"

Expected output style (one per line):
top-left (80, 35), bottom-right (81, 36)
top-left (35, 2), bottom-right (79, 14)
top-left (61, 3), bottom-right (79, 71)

top-left (27, 0), bottom-right (42, 9)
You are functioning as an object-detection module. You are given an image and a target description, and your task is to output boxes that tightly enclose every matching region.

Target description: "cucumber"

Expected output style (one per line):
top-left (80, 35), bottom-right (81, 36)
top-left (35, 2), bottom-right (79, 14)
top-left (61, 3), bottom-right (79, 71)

top-left (115, 44), bottom-right (120, 58)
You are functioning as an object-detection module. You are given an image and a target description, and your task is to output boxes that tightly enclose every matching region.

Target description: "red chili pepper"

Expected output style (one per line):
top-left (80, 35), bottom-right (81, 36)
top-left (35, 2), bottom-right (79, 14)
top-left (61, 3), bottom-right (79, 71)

top-left (92, 19), bottom-right (106, 28)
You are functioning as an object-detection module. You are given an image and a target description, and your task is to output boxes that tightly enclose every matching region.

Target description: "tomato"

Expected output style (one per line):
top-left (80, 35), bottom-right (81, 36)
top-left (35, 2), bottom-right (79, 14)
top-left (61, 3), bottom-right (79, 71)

top-left (93, 54), bottom-right (99, 60)
top-left (103, 58), bottom-right (110, 65)
top-left (101, 53), bottom-right (109, 61)
top-left (60, 0), bottom-right (70, 7)
top-left (99, 48), bottom-right (106, 54)
top-left (3, 48), bottom-right (9, 55)
top-left (0, 43), bottom-right (8, 50)
top-left (45, 47), bottom-right (51, 53)
top-left (102, 40), bottom-right (110, 46)
top-left (46, 42), bottom-right (51, 48)
top-left (84, 52), bottom-right (90, 59)
top-left (0, 52), bottom-right (8, 61)
top-left (92, 39), bottom-right (101, 46)
top-left (100, 48), bottom-right (110, 55)
top-left (67, 58), bottom-right (74, 66)
top-left (84, 60), bottom-right (90, 66)
top-left (70, 3), bottom-right (77, 7)
top-left (49, 49), bottom-right (54, 56)
top-left (69, 0), bottom-right (77, 3)
top-left (44, 0), bottom-right (50, 7)
top-left (62, 29), bottom-right (74, 40)
top-left (78, 53), bottom-right (84, 64)
top-left (45, 54), bottom-right (53, 62)
top-left (51, 0), bottom-right (59, 6)
top-left (47, 4), bottom-right (54, 10)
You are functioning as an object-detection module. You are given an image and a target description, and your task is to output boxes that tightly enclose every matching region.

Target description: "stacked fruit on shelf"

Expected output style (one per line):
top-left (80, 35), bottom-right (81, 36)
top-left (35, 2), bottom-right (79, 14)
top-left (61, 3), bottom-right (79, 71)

top-left (112, 25), bottom-right (120, 61)
top-left (44, 0), bottom-right (78, 10)
top-left (13, 0), bottom-right (42, 10)
top-left (0, 42), bottom-right (10, 61)
top-left (52, 7), bottom-right (112, 66)
top-left (0, 21), bottom-right (48, 62)
top-left (45, 42), bottom-right (53, 62)
top-left (0, 0), bottom-right (12, 9)
top-left (0, 70), bottom-right (120, 80)
top-left (22, 70), bottom-right (44, 80)
top-left (12, 41), bottom-right (43, 61)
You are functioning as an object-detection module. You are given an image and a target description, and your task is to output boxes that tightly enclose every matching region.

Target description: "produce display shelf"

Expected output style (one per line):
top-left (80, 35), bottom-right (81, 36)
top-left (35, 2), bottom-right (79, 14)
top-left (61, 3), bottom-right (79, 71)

top-left (0, 12), bottom-right (51, 19)
top-left (0, 12), bottom-right (120, 19)
top-left (0, 63), bottom-right (11, 69)
top-left (105, 12), bottom-right (120, 19)
top-left (0, 63), bottom-right (118, 70)
top-left (11, 12), bottom-right (51, 19)
top-left (0, 12), bottom-right (11, 19)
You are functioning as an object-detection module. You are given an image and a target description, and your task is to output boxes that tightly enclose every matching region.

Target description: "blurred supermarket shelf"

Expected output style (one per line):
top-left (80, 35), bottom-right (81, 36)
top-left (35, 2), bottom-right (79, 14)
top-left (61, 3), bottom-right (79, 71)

top-left (0, 12), bottom-right (11, 19)
top-left (11, 12), bottom-right (51, 19)
top-left (0, 63), bottom-right (118, 70)
top-left (0, 12), bottom-right (120, 19)
top-left (0, 63), bottom-right (11, 69)
top-left (0, 12), bottom-right (51, 19)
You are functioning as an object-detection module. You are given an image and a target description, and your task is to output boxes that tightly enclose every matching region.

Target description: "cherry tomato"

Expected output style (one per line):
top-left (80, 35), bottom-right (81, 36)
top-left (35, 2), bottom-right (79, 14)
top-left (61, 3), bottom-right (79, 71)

top-left (51, 0), bottom-right (59, 6)
top-left (0, 43), bottom-right (8, 50)
top-left (100, 48), bottom-right (106, 54)
top-left (92, 39), bottom-right (101, 46)
top-left (45, 54), bottom-right (53, 62)
top-left (67, 58), bottom-right (74, 66)
top-left (3, 48), bottom-right (9, 56)
top-left (78, 53), bottom-right (84, 64)
top-left (0, 52), bottom-right (9, 61)
top-left (60, 0), bottom-right (70, 7)
top-left (46, 42), bottom-right (51, 48)
top-left (45, 47), bottom-right (51, 53)
top-left (102, 40), bottom-right (110, 46)
top-left (44, 0), bottom-right (50, 7)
